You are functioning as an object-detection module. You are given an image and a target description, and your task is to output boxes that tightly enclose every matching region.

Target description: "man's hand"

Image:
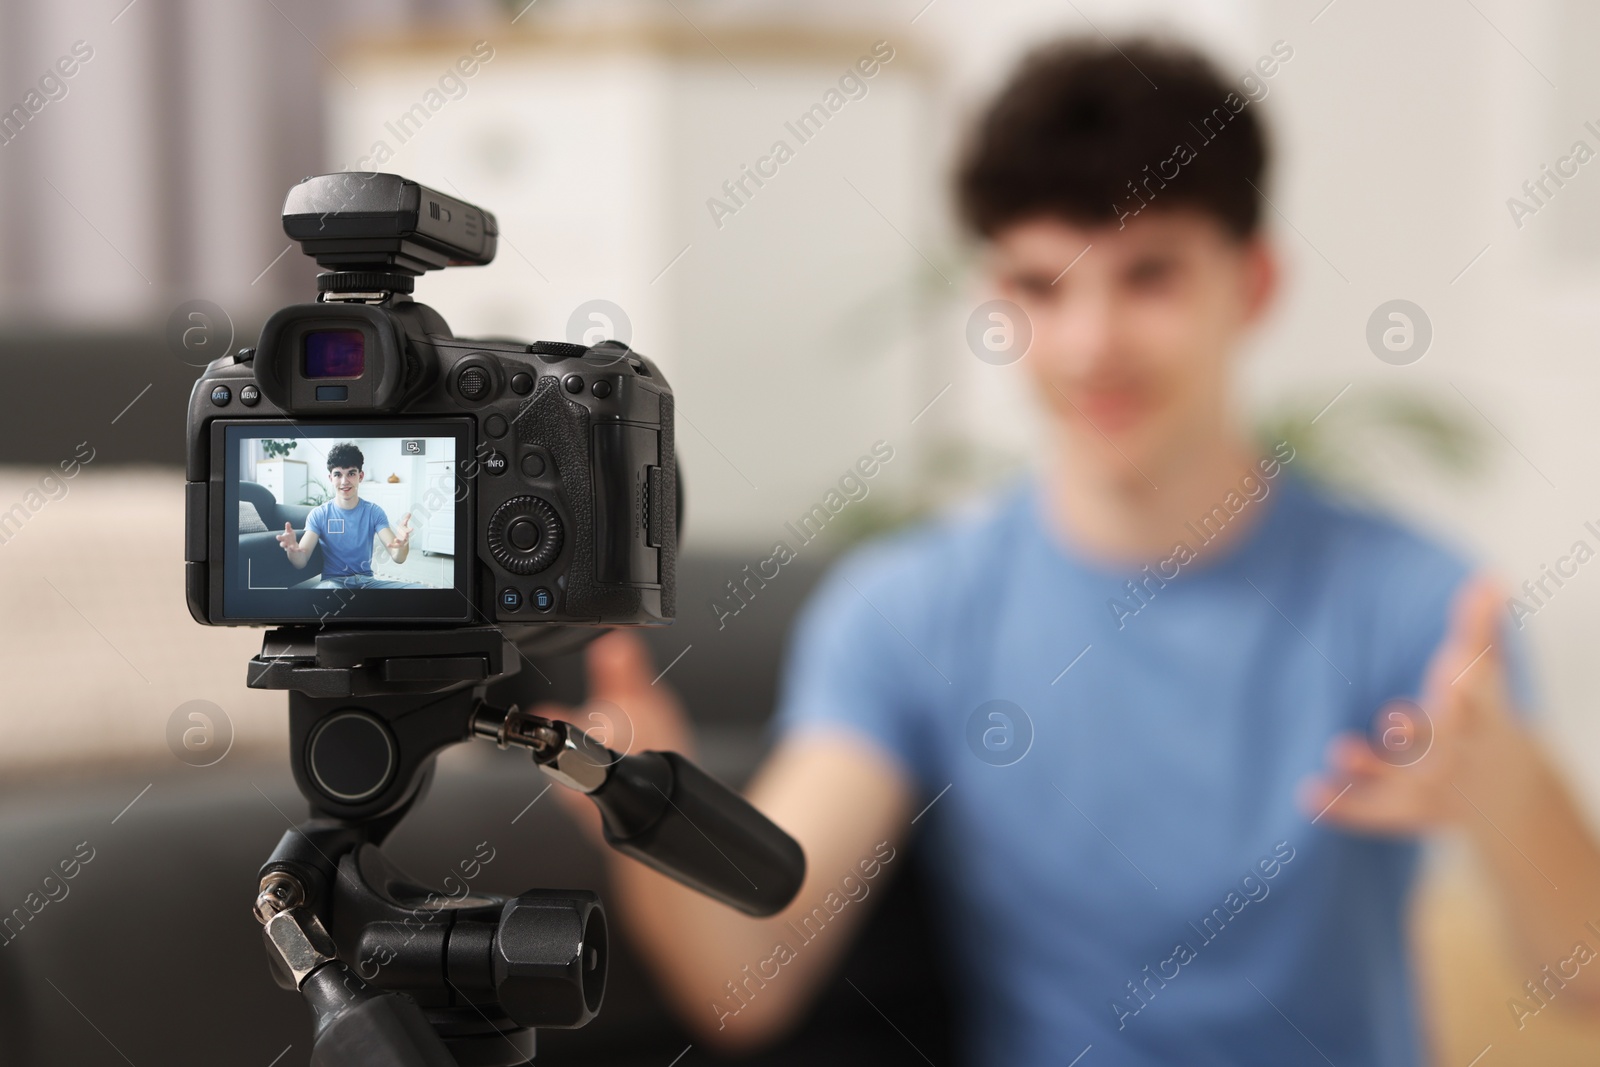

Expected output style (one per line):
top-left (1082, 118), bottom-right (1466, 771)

top-left (276, 522), bottom-right (299, 555)
top-left (533, 631), bottom-right (695, 761)
top-left (1300, 576), bottom-right (1600, 1011)
top-left (381, 513), bottom-right (414, 562)
top-left (529, 632), bottom-right (695, 837)
top-left (1298, 575), bottom-right (1530, 835)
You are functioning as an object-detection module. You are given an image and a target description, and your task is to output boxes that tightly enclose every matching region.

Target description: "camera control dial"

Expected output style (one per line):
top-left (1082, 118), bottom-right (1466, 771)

top-left (488, 496), bottom-right (563, 574)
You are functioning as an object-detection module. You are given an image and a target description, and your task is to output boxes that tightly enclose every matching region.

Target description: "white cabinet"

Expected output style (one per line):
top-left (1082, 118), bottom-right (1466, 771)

top-left (418, 460), bottom-right (456, 556)
top-left (255, 459), bottom-right (309, 508)
top-left (326, 22), bottom-right (933, 549)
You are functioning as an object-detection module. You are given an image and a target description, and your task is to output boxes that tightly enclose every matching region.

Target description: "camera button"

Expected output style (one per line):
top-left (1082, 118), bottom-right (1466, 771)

top-left (485, 414), bottom-right (508, 439)
top-left (562, 374), bottom-right (584, 394)
top-left (209, 384), bottom-right (231, 406)
top-left (511, 372), bottom-right (535, 395)
top-left (482, 450), bottom-right (508, 476)
top-left (508, 518), bottom-right (539, 551)
top-left (239, 384), bottom-right (261, 407)
top-left (520, 452), bottom-right (546, 479)
top-left (500, 587), bottom-right (523, 612)
top-left (531, 587), bottom-right (555, 613)
top-left (458, 365), bottom-right (492, 400)
top-left (591, 380), bottom-right (613, 399)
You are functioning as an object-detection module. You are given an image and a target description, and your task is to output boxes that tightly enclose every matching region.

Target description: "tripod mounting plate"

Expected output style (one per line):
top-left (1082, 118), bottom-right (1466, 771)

top-left (248, 627), bottom-right (515, 698)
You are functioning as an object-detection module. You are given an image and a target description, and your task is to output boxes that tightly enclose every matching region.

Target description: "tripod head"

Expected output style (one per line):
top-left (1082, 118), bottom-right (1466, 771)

top-left (247, 626), bottom-right (806, 1066)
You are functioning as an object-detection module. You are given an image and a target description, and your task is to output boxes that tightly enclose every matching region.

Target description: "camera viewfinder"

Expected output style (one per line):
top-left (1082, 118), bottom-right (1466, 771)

top-left (304, 329), bottom-right (365, 379)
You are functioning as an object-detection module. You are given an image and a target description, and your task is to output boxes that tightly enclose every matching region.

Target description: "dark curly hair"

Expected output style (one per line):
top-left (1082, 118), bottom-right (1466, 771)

top-left (956, 36), bottom-right (1270, 239)
top-left (325, 442), bottom-right (364, 471)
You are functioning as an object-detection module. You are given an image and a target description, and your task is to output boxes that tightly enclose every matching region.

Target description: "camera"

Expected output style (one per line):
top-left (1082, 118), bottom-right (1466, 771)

top-left (184, 172), bottom-right (677, 632)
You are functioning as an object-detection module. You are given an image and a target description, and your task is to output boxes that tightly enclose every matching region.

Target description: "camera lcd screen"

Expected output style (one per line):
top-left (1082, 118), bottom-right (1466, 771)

top-left (217, 421), bottom-right (473, 622)
top-left (304, 330), bottom-right (365, 378)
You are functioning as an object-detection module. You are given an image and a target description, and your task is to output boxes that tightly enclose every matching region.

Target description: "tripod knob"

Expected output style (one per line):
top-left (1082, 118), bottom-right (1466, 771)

top-left (489, 889), bottom-right (607, 1029)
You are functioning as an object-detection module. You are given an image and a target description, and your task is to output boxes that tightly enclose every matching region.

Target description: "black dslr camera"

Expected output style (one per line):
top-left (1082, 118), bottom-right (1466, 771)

top-left (185, 171), bottom-right (676, 634)
top-left (182, 176), bottom-right (801, 1067)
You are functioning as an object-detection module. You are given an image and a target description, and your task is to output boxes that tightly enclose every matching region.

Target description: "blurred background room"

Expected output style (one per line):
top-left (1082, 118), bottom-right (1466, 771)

top-left (0, 0), bottom-right (1597, 1064)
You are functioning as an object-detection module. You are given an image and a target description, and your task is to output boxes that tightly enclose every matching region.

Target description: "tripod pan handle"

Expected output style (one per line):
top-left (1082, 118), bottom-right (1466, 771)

top-left (590, 751), bottom-right (806, 917)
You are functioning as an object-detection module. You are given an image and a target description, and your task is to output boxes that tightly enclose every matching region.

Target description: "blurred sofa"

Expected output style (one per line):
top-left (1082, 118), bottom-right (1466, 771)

top-left (236, 480), bottom-right (324, 591)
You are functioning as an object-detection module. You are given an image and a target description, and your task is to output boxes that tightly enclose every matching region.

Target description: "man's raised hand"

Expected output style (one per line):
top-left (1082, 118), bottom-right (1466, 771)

top-left (276, 522), bottom-right (298, 554)
top-left (534, 631), bottom-right (696, 762)
top-left (1297, 575), bottom-right (1526, 835)
top-left (529, 632), bottom-right (696, 827)
top-left (392, 512), bottom-right (413, 548)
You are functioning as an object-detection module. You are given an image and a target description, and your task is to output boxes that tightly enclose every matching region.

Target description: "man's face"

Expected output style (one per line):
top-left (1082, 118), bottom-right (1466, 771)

top-left (328, 465), bottom-right (364, 502)
top-left (988, 210), bottom-right (1275, 482)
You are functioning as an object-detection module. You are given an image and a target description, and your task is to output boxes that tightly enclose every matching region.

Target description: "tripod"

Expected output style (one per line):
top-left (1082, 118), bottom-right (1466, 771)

top-left (246, 625), bottom-right (806, 1067)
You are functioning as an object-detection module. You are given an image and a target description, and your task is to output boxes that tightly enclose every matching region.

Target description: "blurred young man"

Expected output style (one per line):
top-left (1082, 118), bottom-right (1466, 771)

top-left (547, 39), bottom-right (1600, 1066)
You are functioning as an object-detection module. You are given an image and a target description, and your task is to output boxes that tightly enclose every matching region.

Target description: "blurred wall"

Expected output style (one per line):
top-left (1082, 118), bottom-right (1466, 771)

top-left (0, 0), bottom-right (504, 325)
top-left (321, 22), bottom-right (936, 549)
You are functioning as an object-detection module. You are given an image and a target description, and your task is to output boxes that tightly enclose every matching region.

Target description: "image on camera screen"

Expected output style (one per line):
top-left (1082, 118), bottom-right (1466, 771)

top-left (219, 422), bottom-right (473, 622)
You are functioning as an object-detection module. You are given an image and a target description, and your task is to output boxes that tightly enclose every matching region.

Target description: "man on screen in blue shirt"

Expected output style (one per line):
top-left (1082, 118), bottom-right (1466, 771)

top-left (543, 37), bottom-right (1600, 1066)
top-left (276, 441), bottom-right (424, 589)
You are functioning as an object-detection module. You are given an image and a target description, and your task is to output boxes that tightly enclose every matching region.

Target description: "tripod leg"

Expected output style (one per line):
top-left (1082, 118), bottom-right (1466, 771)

top-left (264, 908), bottom-right (459, 1067)
top-left (303, 964), bottom-right (457, 1067)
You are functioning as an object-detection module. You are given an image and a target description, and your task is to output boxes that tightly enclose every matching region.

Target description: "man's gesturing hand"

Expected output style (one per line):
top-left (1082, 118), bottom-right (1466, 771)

top-left (533, 631), bottom-right (695, 760)
top-left (531, 631), bottom-right (696, 828)
top-left (276, 522), bottom-right (298, 554)
top-left (1298, 575), bottom-right (1529, 835)
top-left (392, 512), bottom-right (413, 549)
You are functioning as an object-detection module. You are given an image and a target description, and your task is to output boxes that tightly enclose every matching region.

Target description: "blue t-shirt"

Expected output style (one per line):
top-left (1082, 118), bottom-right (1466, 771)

top-left (306, 498), bottom-right (390, 578)
top-left (772, 473), bottom-right (1483, 1067)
